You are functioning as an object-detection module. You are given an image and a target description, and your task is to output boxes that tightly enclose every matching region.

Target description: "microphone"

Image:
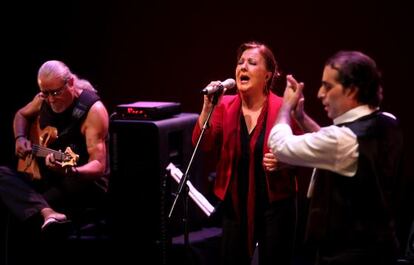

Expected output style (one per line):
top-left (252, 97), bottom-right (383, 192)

top-left (201, 78), bottom-right (236, 95)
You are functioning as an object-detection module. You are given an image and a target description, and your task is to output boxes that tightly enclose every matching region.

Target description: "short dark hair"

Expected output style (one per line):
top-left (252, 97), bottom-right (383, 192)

top-left (325, 51), bottom-right (383, 108)
top-left (236, 41), bottom-right (280, 93)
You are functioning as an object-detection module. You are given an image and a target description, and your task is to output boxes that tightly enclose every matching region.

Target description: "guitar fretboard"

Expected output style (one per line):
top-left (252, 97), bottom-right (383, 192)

top-left (32, 144), bottom-right (67, 161)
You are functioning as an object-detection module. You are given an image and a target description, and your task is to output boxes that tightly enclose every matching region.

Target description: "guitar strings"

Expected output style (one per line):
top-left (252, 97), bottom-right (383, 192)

top-left (32, 144), bottom-right (67, 161)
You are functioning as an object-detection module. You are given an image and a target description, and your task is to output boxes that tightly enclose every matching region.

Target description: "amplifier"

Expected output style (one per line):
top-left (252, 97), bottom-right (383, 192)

top-left (114, 101), bottom-right (181, 120)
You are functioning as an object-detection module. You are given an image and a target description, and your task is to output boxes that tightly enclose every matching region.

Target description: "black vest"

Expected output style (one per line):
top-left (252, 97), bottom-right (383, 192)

top-left (306, 111), bottom-right (404, 252)
top-left (37, 90), bottom-right (108, 190)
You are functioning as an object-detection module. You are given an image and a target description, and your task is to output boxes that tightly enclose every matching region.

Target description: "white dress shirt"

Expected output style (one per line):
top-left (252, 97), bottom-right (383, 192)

top-left (268, 105), bottom-right (377, 177)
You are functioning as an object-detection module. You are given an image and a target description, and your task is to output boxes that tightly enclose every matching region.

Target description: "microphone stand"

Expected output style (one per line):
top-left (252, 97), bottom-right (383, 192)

top-left (168, 91), bottom-right (221, 263)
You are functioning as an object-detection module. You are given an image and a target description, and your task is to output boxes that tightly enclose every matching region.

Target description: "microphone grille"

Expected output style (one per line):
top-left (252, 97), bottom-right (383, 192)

top-left (222, 78), bottom-right (236, 89)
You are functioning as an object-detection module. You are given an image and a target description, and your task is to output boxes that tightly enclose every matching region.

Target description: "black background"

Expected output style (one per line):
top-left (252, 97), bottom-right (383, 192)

top-left (1, 0), bottom-right (413, 256)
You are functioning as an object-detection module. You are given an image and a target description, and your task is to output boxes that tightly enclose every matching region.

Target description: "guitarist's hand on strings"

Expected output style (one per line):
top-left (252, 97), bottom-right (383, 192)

top-left (15, 136), bottom-right (32, 159)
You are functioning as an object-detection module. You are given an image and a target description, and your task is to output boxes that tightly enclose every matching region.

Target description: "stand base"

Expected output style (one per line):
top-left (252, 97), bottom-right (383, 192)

top-left (171, 227), bottom-right (222, 265)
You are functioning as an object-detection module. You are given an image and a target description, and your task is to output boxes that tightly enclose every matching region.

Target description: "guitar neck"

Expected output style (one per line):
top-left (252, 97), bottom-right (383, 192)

top-left (32, 144), bottom-right (66, 161)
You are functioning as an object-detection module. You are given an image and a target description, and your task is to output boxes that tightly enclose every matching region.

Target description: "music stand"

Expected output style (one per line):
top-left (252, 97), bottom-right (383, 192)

top-left (167, 92), bottom-right (220, 263)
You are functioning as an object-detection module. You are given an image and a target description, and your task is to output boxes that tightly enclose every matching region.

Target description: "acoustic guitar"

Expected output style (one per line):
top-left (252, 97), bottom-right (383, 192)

top-left (17, 120), bottom-right (79, 180)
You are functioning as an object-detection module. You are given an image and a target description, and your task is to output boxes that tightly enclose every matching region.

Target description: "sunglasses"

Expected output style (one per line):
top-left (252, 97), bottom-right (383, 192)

top-left (40, 81), bottom-right (67, 98)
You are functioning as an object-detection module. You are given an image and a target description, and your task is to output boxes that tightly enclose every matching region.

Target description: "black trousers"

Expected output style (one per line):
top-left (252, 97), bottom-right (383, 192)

top-left (0, 166), bottom-right (105, 221)
top-left (0, 166), bottom-right (48, 221)
top-left (221, 197), bottom-right (296, 265)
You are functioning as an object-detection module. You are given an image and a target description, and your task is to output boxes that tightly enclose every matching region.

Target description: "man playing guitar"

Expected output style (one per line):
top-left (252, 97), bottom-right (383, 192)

top-left (0, 60), bottom-right (109, 234)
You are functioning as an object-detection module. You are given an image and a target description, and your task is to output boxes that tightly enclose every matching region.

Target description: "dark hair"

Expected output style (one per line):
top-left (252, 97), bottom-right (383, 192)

top-left (325, 51), bottom-right (383, 108)
top-left (236, 41), bottom-right (280, 93)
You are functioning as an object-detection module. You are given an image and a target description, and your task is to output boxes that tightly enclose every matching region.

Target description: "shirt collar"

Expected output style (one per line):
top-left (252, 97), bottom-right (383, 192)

top-left (333, 105), bottom-right (376, 125)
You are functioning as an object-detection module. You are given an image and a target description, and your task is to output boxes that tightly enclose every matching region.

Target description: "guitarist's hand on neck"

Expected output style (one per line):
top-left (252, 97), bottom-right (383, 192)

top-left (45, 153), bottom-right (70, 175)
top-left (45, 152), bottom-right (59, 168)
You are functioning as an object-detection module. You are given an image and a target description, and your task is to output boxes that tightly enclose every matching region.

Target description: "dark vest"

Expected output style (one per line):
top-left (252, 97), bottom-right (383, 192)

top-left (306, 111), bottom-right (403, 252)
top-left (37, 90), bottom-right (108, 190)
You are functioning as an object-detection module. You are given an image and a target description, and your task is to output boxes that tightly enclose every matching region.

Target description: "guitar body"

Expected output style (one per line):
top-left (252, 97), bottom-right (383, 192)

top-left (18, 153), bottom-right (42, 180)
top-left (17, 118), bottom-right (58, 180)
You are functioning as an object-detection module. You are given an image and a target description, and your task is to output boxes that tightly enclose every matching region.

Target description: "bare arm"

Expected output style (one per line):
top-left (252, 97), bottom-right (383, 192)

top-left (77, 101), bottom-right (109, 180)
top-left (14, 94), bottom-right (43, 158)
